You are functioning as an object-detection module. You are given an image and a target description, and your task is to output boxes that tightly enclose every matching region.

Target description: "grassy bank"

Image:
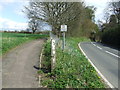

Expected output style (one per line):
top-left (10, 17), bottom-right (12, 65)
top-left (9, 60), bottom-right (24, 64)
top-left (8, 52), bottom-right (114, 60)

top-left (41, 40), bottom-right (51, 72)
top-left (0, 32), bottom-right (48, 55)
top-left (39, 37), bottom-right (106, 88)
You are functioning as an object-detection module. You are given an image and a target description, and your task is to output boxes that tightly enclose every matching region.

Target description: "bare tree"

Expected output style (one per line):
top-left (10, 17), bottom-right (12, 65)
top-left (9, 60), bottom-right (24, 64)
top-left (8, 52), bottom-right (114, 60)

top-left (109, 1), bottom-right (120, 24)
top-left (28, 19), bottom-right (38, 34)
top-left (25, 2), bottom-right (84, 36)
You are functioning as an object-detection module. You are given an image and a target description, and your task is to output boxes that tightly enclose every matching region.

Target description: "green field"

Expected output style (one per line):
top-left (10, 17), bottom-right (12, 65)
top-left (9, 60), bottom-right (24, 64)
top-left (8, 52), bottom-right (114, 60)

top-left (40, 37), bottom-right (106, 88)
top-left (0, 32), bottom-right (48, 55)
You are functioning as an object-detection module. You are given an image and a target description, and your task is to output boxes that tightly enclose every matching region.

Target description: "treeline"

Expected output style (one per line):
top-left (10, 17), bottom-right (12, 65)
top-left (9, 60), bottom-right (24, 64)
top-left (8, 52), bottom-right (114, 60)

top-left (66, 6), bottom-right (98, 37)
top-left (96, 1), bottom-right (120, 47)
top-left (25, 1), bottom-right (98, 37)
top-left (2, 30), bottom-right (49, 34)
top-left (3, 30), bottom-right (32, 34)
top-left (101, 17), bottom-right (120, 46)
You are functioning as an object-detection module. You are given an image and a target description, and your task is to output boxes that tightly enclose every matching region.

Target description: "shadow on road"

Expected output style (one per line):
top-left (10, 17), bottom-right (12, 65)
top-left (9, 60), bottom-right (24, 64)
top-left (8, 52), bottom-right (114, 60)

top-left (96, 42), bottom-right (120, 51)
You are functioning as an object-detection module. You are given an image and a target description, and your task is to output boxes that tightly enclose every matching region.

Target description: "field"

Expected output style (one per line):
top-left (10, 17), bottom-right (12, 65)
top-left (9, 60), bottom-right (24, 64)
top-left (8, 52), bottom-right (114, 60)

top-left (0, 32), bottom-right (48, 55)
top-left (39, 37), bottom-right (106, 88)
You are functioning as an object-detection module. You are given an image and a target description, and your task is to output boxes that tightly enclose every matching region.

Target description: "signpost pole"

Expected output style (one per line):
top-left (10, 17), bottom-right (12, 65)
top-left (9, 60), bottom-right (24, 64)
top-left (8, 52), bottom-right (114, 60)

top-left (63, 32), bottom-right (65, 50)
top-left (61, 25), bottom-right (67, 51)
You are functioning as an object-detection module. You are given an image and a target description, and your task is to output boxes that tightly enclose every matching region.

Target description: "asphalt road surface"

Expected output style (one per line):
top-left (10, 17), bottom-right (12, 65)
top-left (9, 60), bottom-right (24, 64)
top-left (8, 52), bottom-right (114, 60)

top-left (79, 42), bottom-right (119, 88)
top-left (2, 39), bottom-right (44, 88)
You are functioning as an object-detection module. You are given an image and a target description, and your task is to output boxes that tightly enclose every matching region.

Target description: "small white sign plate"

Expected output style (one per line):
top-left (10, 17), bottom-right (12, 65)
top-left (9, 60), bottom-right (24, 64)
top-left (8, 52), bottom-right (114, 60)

top-left (61, 25), bottom-right (67, 32)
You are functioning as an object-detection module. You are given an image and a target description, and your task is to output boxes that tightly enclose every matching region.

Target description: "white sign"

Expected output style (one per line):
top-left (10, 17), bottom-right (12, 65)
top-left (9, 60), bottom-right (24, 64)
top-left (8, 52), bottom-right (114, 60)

top-left (61, 25), bottom-right (67, 32)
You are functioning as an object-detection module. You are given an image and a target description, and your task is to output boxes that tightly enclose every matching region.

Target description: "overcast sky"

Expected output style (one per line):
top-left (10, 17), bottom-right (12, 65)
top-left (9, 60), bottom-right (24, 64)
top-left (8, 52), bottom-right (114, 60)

top-left (0, 0), bottom-right (110, 30)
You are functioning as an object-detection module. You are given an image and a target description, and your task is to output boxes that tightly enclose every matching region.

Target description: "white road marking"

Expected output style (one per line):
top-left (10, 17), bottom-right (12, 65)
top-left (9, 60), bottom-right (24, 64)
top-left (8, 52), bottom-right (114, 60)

top-left (105, 51), bottom-right (120, 58)
top-left (91, 42), bottom-right (96, 46)
top-left (93, 44), bottom-right (96, 46)
top-left (91, 42), bottom-right (102, 50)
top-left (97, 46), bottom-right (102, 50)
top-left (78, 43), bottom-right (114, 88)
top-left (91, 42), bottom-right (119, 58)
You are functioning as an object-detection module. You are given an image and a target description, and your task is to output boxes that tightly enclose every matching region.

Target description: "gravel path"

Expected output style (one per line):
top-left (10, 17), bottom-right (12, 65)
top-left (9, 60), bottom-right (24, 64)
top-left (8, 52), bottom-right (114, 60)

top-left (2, 39), bottom-right (44, 88)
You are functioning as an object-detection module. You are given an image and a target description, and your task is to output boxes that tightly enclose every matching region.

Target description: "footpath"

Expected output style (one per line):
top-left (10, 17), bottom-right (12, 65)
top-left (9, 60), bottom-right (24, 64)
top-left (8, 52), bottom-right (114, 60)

top-left (2, 39), bottom-right (44, 88)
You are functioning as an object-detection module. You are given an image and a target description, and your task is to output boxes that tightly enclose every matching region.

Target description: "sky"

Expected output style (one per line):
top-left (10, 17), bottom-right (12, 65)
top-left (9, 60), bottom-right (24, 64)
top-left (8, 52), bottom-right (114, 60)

top-left (0, 0), bottom-right (28, 31)
top-left (0, 0), bottom-right (111, 31)
top-left (84, 0), bottom-right (109, 22)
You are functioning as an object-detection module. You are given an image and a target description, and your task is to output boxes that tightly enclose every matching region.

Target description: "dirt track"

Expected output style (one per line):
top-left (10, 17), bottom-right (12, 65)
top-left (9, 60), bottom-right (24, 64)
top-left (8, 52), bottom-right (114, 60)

top-left (2, 39), bottom-right (44, 88)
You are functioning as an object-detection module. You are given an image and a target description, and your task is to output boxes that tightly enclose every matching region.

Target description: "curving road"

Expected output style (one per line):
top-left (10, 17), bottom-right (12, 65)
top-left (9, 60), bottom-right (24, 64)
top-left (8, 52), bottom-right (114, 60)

top-left (79, 42), bottom-right (119, 88)
top-left (2, 39), bottom-right (44, 88)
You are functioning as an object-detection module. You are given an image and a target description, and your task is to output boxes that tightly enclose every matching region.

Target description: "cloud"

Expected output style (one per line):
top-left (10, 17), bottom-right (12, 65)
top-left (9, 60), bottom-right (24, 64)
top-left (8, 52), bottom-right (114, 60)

top-left (83, 0), bottom-right (109, 23)
top-left (0, 1), bottom-right (29, 31)
top-left (0, 17), bottom-right (28, 30)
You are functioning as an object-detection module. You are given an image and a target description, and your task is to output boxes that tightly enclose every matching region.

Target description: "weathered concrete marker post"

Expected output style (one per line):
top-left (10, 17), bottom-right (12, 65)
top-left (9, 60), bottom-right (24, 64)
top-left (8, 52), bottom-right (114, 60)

top-left (51, 25), bottom-right (67, 70)
top-left (61, 25), bottom-right (67, 50)
top-left (51, 38), bottom-right (56, 70)
top-left (50, 32), bottom-right (57, 70)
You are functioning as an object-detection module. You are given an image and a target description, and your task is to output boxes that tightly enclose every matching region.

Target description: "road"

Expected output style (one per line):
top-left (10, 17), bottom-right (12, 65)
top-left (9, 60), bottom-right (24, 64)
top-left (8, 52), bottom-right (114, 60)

top-left (79, 42), bottom-right (119, 88)
top-left (2, 39), bottom-right (44, 88)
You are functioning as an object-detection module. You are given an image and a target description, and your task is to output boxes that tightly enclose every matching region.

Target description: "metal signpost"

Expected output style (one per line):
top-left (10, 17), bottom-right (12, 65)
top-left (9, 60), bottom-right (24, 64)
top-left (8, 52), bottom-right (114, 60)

top-left (61, 25), bottom-right (67, 50)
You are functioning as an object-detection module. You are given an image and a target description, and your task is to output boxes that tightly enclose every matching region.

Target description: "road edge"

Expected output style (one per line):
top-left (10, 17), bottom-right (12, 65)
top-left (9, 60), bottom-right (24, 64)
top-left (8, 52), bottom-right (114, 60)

top-left (78, 43), bottom-right (114, 88)
top-left (38, 47), bottom-right (44, 88)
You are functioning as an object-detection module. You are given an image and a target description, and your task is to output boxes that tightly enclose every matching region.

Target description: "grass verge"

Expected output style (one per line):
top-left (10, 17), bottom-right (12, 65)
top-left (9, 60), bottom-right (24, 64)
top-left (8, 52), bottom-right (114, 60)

top-left (38, 37), bottom-right (106, 88)
top-left (41, 40), bottom-right (51, 72)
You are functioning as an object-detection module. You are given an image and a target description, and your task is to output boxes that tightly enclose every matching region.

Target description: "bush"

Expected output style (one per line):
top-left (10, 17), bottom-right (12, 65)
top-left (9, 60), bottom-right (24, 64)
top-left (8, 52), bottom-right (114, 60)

top-left (101, 25), bottom-right (120, 47)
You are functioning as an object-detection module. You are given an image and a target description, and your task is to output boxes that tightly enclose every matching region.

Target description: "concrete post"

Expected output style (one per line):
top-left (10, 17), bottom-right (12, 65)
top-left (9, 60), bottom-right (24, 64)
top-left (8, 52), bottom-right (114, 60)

top-left (51, 39), bottom-right (56, 70)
